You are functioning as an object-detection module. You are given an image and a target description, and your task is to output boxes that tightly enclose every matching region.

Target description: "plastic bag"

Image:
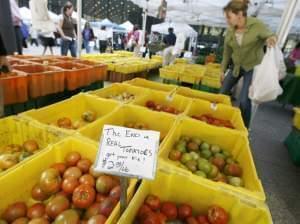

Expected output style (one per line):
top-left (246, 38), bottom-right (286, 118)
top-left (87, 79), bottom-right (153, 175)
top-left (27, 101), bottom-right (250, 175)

top-left (249, 47), bottom-right (283, 103)
top-left (273, 45), bottom-right (287, 80)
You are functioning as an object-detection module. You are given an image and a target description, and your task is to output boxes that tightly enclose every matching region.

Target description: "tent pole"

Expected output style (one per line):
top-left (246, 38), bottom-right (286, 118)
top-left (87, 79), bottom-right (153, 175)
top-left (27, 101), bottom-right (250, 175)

top-left (77, 0), bottom-right (82, 58)
top-left (277, 0), bottom-right (300, 47)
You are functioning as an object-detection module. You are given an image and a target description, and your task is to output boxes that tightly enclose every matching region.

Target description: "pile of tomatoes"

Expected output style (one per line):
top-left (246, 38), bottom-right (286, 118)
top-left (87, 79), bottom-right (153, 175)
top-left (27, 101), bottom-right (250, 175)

top-left (136, 195), bottom-right (229, 224)
top-left (0, 151), bottom-right (122, 224)
top-left (191, 114), bottom-right (234, 129)
top-left (145, 100), bottom-right (181, 115)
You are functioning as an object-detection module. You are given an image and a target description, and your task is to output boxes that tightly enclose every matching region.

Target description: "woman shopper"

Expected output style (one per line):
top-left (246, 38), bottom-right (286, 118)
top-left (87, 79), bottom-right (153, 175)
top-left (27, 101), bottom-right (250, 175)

top-left (82, 22), bottom-right (94, 53)
top-left (220, 0), bottom-right (276, 128)
top-left (58, 2), bottom-right (77, 57)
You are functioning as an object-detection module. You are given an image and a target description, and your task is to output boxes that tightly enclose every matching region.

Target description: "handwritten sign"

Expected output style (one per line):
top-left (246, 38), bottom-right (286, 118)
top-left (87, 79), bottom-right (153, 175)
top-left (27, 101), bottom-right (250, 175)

top-left (94, 125), bottom-right (160, 180)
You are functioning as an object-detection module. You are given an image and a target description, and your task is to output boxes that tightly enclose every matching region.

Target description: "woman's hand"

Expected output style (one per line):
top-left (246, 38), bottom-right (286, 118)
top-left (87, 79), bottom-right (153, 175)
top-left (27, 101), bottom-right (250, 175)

top-left (266, 36), bottom-right (277, 48)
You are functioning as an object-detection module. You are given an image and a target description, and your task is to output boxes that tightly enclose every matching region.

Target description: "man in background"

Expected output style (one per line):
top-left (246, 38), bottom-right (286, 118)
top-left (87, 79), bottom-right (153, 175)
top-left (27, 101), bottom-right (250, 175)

top-left (0, 0), bottom-right (17, 116)
top-left (10, 0), bottom-right (23, 55)
top-left (163, 27), bottom-right (176, 66)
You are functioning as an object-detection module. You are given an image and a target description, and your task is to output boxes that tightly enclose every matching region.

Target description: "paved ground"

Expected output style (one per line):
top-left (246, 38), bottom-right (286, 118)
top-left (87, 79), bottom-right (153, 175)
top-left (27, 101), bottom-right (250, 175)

top-left (250, 102), bottom-right (300, 224)
top-left (23, 45), bottom-right (300, 223)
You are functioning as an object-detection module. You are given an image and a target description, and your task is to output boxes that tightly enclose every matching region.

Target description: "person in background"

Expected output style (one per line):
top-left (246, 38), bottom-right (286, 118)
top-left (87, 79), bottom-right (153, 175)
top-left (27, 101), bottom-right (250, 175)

top-left (39, 32), bottom-right (55, 55)
top-left (98, 26), bottom-right (108, 53)
top-left (10, 0), bottom-right (23, 55)
top-left (20, 21), bottom-right (29, 49)
top-left (127, 25), bottom-right (140, 56)
top-left (162, 27), bottom-right (177, 66)
top-left (30, 25), bottom-right (39, 47)
top-left (0, 0), bottom-right (16, 72)
top-left (82, 22), bottom-right (94, 54)
top-left (220, 0), bottom-right (276, 128)
top-left (0, 0), bottom-right (16, 116)
top-left (58, 2), bottom-right (77, 57)
top-left (289, 42), bottom-right (300, 66)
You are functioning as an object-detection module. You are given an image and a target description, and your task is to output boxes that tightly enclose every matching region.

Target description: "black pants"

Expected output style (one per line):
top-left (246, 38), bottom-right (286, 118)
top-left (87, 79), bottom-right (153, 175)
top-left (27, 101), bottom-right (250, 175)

top-left (31, 38), bottom-right (38, 47)
top-left (14, 26), bottom-right (23, 55)
top-left (0, 34), bottom-right (7, 56)
top-left (99, 40), bottom-right (107, 53)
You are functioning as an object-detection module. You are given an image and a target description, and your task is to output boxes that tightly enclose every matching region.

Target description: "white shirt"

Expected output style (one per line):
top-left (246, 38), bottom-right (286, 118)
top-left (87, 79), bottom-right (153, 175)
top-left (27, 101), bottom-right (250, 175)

top-left (235, 33), bottom-right (244, 46)
top-left (98, 30), bottom-right (108, 41)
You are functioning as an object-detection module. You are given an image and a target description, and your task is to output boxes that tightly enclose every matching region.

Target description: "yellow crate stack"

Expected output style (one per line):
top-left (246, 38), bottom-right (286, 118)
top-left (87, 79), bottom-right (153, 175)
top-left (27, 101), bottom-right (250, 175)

top-left (0, 137), bottom-right (137, 224)
top-left (0, 78), bottom-right (274, 223)
top-left (118, 170), bottom-right (272, 224)
top-left (159, 118), bottom-right (265, 201)
top-left (201, 63), bottom-right (222, 89)
top-left (0, 116), bottom-right (63, 177)
top-left (294, 108), bottom-right (300, 129)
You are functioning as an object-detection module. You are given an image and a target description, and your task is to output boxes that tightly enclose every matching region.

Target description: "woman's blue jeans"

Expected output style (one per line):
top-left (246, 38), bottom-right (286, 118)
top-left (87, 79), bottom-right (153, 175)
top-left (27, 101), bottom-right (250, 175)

top-left (220, 68), bottom-right (253, 128)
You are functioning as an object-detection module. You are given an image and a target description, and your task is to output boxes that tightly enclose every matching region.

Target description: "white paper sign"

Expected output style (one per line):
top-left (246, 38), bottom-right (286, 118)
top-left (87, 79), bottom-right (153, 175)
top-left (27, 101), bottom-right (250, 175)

top-left (94, 125), bottom-right (160, 180)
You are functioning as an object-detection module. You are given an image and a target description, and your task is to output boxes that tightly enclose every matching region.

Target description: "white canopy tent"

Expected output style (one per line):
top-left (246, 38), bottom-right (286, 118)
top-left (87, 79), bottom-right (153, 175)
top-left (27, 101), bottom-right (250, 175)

top-left (120, 21), bottom-right (134, 32)
top-left (151, 22), bottom-right (197, 38)
top-left (130, 0), bottom-right (300, 33)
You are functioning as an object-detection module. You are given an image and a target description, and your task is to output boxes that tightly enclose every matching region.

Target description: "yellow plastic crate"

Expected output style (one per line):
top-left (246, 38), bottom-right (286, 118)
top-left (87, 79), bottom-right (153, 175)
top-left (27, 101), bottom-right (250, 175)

top-left (175, 58), bottom-right (188, 64)
top-left (177, 86), bottom-right (232, 105)
top-left (186, 99), bottom-right (247, 134)
top-left (159, 118), bottom-right (265, 201)
top-left (125, 78), bottom-right (176, 92)
top-left (293, 108), bottom-right (300, 130)
top-left (296, 66), bottom-right (300, 76)
top-left (0, 137), bottom-right (137, 223)
top-left (133, 90), bottom-right (192, 116)
top-left (89, 83), bottom-right (148, 104)
top-left (118, 170), bottom-right (272, 224)
top-left (21, 94), bottom-right (118, 134)
top-left (179, 73), bottom-right (202, 84)
top-left (202, 76), bottom-right (221, 89)
top-left (115, 64), bottom-right (137, 74)
top-left (159, 68), bottom-right (179, 81)
top-left (79, 104), bottom-right (176, 146)
top-left (0, 116), bottom-right (62, 176)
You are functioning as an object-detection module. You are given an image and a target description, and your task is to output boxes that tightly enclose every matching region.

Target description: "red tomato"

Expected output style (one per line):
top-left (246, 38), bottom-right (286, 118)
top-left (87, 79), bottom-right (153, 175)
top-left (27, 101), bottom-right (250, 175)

top-left (28, 217), bottom-right (50, 224)
top-left (137, 204), bottom-right (152, 220)
top-left (45, 195), bottom-right (70, 219)
top-left (207, 205), bottom-right (229, 224)
top-left (161, 202), bottom-right (177, 220)
top-left (178, 203), bottom-right (193, 219)
top-left (79, 174), bottom-right (95, 187)
top-left (84, 203), bottom-right (101, 220)
top-left (31, 184), bottom-right (50, 201)
top-left (87, 215), bottom-right (106, 224)
top-left (39, 168), bottom-right (62, 195)
top-left (2, 202), bottom-right (27, 223)
top-left (96, 193), bottom-right (107, 203)
top-left (51, 163), bottom-right (67, 175)
top-left (142, 212), bottom-right (161, 224)
top-left (65, 152), bottom-right (81, 167)
top-left (72, 184), bottom-right (96, 209)
top-left (109, 186), bottom-right (121, 200)
top-left (156, 212), bottom-right (167, 223)
top-left (196, 215), bottom-right (210, 224)
top-left (63, 167), bottom-right (82, 179)
top-left (145, 195), bottom-right (161, 211)
top-left (99, 198), bottom-right (117, 217)
top-left (186, 216), bottom-right (198, 224)
top-left (77, 158), bottom-right (92, 173)
top-left (27, 203), bottom-right (46, 219)
top-left (11, 217), bottom-right (29, 224)
top-left (62, 177), bottom-right (80, 194)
